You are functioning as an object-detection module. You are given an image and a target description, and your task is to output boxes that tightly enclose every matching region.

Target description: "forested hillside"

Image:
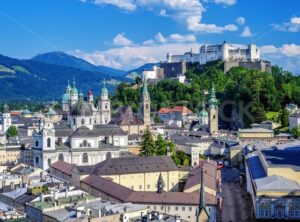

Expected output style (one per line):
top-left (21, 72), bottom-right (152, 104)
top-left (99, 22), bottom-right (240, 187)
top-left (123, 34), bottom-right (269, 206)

top-left (112, 61), bottom-right (300, 128)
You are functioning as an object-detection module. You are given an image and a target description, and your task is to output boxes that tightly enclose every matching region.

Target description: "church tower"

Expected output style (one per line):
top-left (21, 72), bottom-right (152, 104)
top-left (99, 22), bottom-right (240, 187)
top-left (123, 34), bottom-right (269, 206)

top-left (142, 77), bottom-right (151, 129)
top-left (70, 78), bottom-right (78, 105)
top-left (99, 80), bottom-right (111, 124)
top-left (87, 88), bottom-right (93, 106)
top-left (199, 100), bottom-right (208, 125)
top-left (2, 104), bottom-right (11, 133)
top-left (208, 83), bottom-right (218, 134)
top-left (62, 81), bottom-right (71, 112)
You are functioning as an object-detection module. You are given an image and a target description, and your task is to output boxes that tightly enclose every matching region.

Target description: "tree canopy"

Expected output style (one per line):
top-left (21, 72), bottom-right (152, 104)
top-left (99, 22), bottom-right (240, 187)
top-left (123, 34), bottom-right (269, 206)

top-left (112, 61), bottom-right (300, 129)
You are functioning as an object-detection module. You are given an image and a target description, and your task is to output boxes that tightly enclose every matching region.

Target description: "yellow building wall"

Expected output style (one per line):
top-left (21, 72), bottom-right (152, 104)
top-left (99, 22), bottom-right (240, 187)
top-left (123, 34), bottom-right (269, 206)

top-left (267, 167), bottom-right (300, 184)
top-left (6, 149), bottom-right (20, 163)
top-left (102, 170), bottom-right (189, 192)
top-left (0, 149), bottom-right (6, 165)
top-left (239, 132), bottom-right (274, 138)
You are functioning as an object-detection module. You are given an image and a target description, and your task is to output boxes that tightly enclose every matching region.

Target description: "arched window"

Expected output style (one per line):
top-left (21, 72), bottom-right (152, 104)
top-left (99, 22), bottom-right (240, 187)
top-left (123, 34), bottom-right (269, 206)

top-left (146, 104), bottom-right (149, 110)
top-left (73, 118), bottom-right (76, 125)
top-left (47, 138), bottom-right (51, 148)
top-left (105, 103), bottom-right (108, 109)
top-left (35, 140), bottom-right (39, 147)
top-left (58, 153), bottom-right (64, 162)
top-left (82, 153), bottom-right (88, 163)
top-left (48, 158), bottom-right (51, 167)
top-left (81, 118), bottom-right (85, 125)
top-left (35, 157), bottom-right (39, 164)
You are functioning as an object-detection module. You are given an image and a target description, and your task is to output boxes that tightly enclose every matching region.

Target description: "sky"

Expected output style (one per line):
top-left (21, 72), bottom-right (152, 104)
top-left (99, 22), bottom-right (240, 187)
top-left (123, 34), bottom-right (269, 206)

top-left (0, 0), bottom-right (300, 73)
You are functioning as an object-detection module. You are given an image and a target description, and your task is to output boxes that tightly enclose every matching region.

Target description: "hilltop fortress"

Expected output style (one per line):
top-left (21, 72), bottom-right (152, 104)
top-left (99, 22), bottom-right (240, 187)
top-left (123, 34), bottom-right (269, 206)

top-left (161, 42), bottom-right (271, 76)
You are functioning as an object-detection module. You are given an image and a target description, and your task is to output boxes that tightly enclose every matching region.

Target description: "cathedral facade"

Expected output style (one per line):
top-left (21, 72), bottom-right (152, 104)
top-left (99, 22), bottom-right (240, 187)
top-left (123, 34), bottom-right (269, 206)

top-left (33, 81), bottom-right (128, 170)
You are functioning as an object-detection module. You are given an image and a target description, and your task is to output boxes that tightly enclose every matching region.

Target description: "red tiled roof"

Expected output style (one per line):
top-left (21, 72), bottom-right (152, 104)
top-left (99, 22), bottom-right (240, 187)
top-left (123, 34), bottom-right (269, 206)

top-left (81, 175), bottom-right (217, 206)
top-left (158, 106), bottom-right (193, 114)
top-left (81, 175), bottom-right (133, 201)
top-left (50, 161), bottom-right (76, 176)
top-left (184, 160), bottom-right (218, 191)
top-left (127, 190), bottom-right (217, 206)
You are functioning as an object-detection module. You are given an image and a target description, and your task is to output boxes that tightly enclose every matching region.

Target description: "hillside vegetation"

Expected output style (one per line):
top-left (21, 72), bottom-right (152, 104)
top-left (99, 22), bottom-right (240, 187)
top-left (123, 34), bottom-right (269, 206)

top-left (112, 61), bottom-right (300, 128)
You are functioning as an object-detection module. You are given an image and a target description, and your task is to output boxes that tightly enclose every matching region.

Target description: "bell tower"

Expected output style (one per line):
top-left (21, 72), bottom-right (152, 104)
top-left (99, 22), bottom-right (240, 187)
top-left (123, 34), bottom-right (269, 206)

top-left (142, 77), bottom-right (151, 129)
top-left (99, 80), bottom-right (111, 124)
top-left (208, 83), bottom-right (218, 134)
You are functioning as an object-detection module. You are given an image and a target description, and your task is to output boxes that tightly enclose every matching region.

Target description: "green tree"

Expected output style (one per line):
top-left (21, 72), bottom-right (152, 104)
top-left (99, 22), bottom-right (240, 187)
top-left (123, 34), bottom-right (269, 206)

top-left (140, 130), bottom-right (156, 156)
top-left (155, 134), bottom-right (167, 155)
top-left (183, 158), bottom-right (190, 166)
top-left (6, 125), bottom-right (18, 138)
top-left (281, 109), bottom-right (289, 127)
top-left (291, 127), bottom-right (300, 138)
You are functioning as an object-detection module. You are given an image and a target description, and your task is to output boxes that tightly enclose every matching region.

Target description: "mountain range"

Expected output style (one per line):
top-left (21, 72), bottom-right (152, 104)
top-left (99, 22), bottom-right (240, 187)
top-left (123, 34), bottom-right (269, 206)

top-left (0, 52), bottom-right (128, 101)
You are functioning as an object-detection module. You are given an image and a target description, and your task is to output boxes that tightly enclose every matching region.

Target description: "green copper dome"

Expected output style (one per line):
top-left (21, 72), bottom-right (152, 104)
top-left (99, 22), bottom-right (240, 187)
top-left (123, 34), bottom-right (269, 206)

top-left (101, 80), bottom-right (108, 95)
top-left (208, 83), bottom-right (218, 108)
top-left (61, 93), bottom-right (70, 103)
top-left (71, 87), bottom-right (78, 95)
top-left (199, 109), bottom-right (208, 117)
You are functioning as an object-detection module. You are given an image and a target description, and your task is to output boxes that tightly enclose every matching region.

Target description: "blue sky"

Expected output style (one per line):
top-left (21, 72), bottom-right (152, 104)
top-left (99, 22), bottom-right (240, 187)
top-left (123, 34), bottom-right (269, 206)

top-left (0, 0), bottom-right (300, 72)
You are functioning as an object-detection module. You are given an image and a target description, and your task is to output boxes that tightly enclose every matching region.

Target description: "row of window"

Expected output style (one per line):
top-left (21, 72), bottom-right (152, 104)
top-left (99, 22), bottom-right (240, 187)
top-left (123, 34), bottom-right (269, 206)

top-left (260, 210), bottom-right (300, 218)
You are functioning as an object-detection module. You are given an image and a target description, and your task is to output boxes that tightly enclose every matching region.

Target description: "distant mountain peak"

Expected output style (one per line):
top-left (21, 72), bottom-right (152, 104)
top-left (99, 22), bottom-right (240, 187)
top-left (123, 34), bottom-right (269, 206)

top-left (31, 51), bottom-right (125, 77)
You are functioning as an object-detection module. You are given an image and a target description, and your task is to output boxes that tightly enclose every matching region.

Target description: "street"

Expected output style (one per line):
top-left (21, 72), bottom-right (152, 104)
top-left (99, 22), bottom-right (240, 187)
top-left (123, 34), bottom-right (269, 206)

top-left (221, 167), bottom-right (253, 222)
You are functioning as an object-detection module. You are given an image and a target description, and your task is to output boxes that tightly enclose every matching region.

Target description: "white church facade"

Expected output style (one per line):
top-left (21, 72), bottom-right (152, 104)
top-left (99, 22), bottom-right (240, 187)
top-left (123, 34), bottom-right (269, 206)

top-left (33, 81), bottom-right (128, 170)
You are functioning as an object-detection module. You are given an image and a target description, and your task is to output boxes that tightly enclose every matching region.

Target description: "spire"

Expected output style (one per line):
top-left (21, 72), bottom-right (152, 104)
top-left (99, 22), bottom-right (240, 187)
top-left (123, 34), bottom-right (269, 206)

top-left (157, 173), bottom-right (165, 193)
top-left (143, 76), bottom-right (149, 96)
top-left (208, 82), bottom-right (218, 109)
top-left (67, 80), bottom-right (71, 89)
top-left (3, 104), bottom-right (9, 113)
top-left (101, 79), bottom-right (108, 95)
top-left (73, 77), bottom-right (76, 88)
top-left (197, 166), bottom-right (209, 222)
top-left (79, 89), bottom-right (84, 101)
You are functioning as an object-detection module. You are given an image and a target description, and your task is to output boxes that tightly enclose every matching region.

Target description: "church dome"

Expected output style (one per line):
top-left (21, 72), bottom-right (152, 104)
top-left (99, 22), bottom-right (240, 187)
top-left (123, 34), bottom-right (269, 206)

top-left (199, 109), bottom-right (208, 117)
top-left (101, 87), bottom-right (108, 95)
top-left (71, 87), bottom-right (78, 95)
top-left (70, 101), bottom-right (92, 116)
top-left (61, 93), bottom-right (70, 103)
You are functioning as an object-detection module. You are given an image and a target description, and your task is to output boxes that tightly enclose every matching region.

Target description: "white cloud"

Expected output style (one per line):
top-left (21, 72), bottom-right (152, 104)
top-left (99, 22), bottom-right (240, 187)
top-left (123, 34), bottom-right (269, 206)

top-left (93, 0), bottom-right (136, 11)
top-left (273, 16), bottom-right (300, 32)
top-left (112, 33), bottom-right (133, 46)
top-left (155, 32), bottom-right (167, 44)
top-left (87, 0), bottom-right (238, 34)
top-left (291, 17), bottom-right (300, 24)
top-left (187, 15), bottom-right (237, 33)
top-left (214, 0), bottom-right (236, 6)
top-left (240, 26), bottom-right (253, 37)
top-left (72, 43), bottom-right (200, 70)
top-left (260, 44), bottom-right (300, 74)
top-left (236, 17), bottom-right (245, 25)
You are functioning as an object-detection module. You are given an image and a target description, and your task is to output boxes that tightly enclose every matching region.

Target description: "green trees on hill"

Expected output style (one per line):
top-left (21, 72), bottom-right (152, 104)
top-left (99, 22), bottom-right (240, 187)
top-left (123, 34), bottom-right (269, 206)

top-left (112, 61), bottom-right (300, 128)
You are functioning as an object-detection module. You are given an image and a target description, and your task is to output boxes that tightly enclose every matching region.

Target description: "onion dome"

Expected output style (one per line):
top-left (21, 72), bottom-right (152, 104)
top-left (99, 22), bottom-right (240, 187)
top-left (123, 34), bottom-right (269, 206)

top-left (88, 88), bottom-right (93, 96)
top-left (208, 83), bottom-right (218, 108)
top-left (61, 93), bottom-right (70, 103)
top-left (71, 79), bottom-right (78, 95)
top-left (199, 100), bottom-right (208, 117)
top-left (101, 80), bottom-right (108, 95)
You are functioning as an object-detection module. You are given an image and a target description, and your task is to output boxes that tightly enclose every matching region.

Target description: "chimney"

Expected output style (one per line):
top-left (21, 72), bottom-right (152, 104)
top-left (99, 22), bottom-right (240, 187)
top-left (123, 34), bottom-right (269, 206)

top-left (147, 211), bottom-right (152, 221)
top-left (158, 212), bottom-right (163, 220)
top-left (40, 193), bottom-right (44, 202)
top-left (65, 187), bottom-right (69, 198)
